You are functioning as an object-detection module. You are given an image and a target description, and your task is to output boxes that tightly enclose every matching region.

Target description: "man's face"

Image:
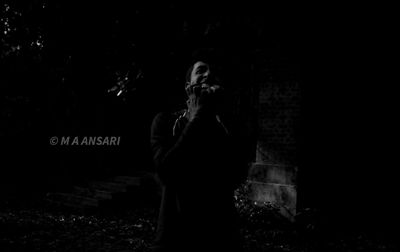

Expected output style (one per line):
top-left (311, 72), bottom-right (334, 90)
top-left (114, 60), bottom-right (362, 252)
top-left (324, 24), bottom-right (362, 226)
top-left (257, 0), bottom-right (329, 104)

top-left (186, 61), bottom-right (224, 99)
top-left (188, 61), bottom-right (212, 87)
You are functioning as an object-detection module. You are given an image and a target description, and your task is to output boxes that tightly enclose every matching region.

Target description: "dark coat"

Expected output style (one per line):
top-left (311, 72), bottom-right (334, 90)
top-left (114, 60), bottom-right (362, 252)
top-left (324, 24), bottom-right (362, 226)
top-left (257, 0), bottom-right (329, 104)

top-left (150, 110), bottom-right (247, 251)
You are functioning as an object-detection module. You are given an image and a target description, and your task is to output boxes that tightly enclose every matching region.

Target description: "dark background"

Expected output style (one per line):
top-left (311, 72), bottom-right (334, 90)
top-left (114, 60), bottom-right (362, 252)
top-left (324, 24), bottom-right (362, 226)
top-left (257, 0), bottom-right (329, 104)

top-left (1, 1), bottom-right (397, 238)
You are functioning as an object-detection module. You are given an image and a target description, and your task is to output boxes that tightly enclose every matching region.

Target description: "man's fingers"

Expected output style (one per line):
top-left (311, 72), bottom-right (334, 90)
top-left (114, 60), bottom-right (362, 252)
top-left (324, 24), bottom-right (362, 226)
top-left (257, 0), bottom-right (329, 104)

top-left (193, 85), bottom-right (202, 96)
top-left (210, 85), bottom-right (223, 93)
top-left (185, 85), bottom-right (192, 96)
top-left (186, 84), bottom-right (200, 96)
top-left (201, 83), bottom-right (210, 89)
top-left (200, 88), bottom-right (213, 97)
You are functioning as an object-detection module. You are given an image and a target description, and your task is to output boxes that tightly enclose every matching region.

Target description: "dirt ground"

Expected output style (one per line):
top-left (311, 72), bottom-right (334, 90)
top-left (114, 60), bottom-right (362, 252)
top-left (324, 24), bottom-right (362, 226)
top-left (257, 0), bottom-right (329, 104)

top-left (0, 194), bottom-right (397, 252)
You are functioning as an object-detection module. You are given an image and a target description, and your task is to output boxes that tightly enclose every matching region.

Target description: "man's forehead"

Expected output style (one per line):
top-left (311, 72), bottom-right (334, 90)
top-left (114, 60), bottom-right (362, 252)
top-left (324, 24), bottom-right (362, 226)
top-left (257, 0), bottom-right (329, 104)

top-left (193, 61), bottom-right (209, 69)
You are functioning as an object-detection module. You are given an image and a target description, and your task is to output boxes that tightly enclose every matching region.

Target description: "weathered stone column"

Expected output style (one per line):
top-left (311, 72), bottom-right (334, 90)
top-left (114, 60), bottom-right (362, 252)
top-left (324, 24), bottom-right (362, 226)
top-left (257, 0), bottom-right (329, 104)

top-left (247, 79), bottom-right (301, 220)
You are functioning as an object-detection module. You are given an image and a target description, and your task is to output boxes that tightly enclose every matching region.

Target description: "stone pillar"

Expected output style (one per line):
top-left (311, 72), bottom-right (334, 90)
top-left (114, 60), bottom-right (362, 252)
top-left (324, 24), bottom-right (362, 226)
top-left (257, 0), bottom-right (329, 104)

top-left (247, 80), bottom-right (301, 220)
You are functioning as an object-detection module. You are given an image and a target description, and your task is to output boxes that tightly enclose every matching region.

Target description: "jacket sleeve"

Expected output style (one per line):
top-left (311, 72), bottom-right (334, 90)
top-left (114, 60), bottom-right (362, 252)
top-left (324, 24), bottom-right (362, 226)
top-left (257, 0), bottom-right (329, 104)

top-left (227, 134), bottom-right (251, 190)
top-left (150, 112), bottom-right (214, 184)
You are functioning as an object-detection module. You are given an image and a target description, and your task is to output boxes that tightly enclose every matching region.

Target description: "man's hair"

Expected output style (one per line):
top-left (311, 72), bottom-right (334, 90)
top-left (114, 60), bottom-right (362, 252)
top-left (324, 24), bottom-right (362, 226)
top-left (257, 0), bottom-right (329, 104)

top-left (185, 64), bottom-right (195, 85)
top-left (185, 48), bottom-right (226, 88)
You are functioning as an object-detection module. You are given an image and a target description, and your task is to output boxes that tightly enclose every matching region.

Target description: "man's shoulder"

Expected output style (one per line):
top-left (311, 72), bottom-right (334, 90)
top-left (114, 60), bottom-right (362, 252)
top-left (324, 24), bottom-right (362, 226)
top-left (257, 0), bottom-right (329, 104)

top-left (171, 109), bottom-right (186, 121)
top-left (152, 109), bottom-right (186, 127)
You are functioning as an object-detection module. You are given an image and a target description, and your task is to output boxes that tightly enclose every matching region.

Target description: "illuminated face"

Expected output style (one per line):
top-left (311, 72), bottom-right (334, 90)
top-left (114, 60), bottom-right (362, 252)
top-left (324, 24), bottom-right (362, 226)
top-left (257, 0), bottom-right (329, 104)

top-left (188, 61), bottom-right (211, 87)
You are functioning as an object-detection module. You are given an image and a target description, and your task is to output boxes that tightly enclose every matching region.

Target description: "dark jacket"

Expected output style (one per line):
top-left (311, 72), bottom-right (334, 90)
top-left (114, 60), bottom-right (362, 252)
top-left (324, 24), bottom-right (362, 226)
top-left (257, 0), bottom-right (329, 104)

top-left (150, 109), bottom-right (247, 251)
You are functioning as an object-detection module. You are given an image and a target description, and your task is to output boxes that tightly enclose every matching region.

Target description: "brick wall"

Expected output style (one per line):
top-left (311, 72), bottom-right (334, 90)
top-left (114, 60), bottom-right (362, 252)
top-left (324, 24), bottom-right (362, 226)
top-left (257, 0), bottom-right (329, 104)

top-left (256, 81), bottom-right (301, 166)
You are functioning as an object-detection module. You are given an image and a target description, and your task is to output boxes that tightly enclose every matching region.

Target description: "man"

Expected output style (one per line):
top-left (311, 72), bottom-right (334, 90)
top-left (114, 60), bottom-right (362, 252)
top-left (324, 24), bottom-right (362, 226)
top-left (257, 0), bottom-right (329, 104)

top-left (150, 60), bottom-right (247, 251)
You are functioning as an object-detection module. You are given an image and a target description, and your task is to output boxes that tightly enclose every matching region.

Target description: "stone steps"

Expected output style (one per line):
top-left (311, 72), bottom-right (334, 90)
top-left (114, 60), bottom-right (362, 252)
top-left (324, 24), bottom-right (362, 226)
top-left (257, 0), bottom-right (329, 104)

top-left (44, 173), bottom-right (158, 212)
top-left (112, 176), bottom-right (142, 186)
top-left (89, 181), bottom-right (128, 193)
top-left (44, 198), bottom-right (95, 214)
top-left (45, 192), bottom-right (99, 208)
top-left (72, 186), bottom-right (113, 200)
top-left (247, 163), bottom-right (297, 221)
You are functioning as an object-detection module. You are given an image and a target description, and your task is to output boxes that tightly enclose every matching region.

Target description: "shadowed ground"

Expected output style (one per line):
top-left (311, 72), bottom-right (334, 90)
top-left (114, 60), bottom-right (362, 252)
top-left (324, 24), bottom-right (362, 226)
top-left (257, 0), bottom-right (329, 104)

top-left (1, 184), bottom-right (397, 252)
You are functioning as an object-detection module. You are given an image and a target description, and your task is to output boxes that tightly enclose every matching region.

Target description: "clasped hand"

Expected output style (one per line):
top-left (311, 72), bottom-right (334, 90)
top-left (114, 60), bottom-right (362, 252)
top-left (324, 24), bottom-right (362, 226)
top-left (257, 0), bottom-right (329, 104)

top-left (186, 84), bottom-right (223, 121)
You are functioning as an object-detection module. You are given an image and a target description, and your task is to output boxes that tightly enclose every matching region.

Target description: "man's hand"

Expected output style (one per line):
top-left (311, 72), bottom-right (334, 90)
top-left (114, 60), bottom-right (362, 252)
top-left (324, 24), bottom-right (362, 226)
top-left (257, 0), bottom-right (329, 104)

top-left (186, 84), bottom-right (223, 121)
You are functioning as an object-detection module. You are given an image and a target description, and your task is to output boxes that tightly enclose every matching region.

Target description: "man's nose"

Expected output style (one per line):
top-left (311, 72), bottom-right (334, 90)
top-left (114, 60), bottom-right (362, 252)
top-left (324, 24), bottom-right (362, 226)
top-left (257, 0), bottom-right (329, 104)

top-left (202, 70), bottom-right (211, 80)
